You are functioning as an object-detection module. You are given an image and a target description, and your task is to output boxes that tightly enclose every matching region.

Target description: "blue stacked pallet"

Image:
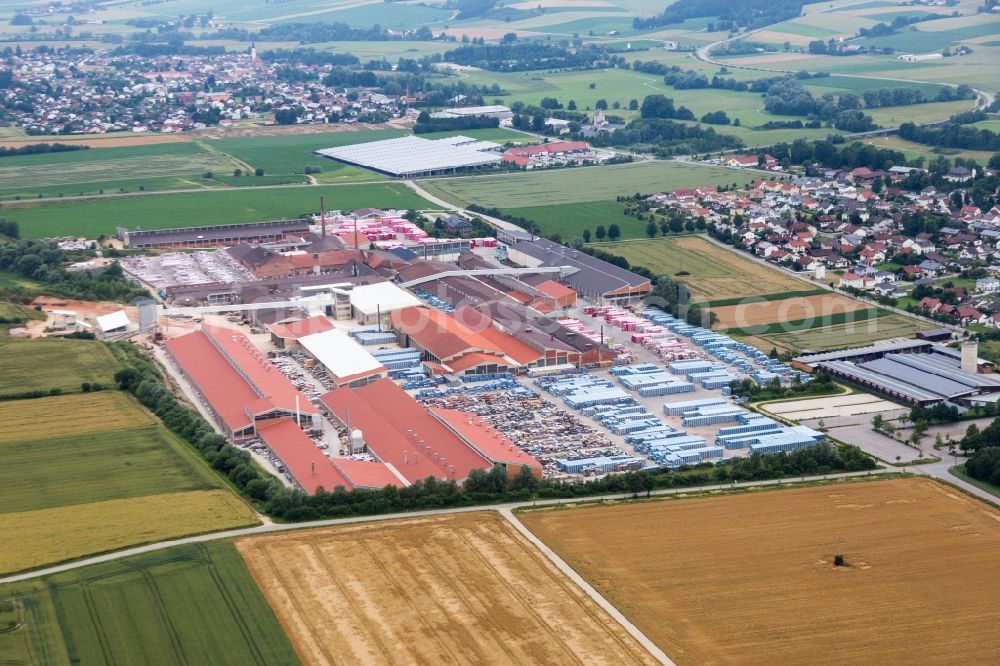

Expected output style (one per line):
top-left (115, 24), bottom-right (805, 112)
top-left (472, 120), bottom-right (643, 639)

top-left (609, 419), bottom-right (663, 436)
top-left (748, 433), bottom-right (820, 455)
top-left (618, 372), bottom-right (673, 390)
top-left (717, 416), bottom-right (778, 436)
top-left (751, 371), bottom-right (781, 385)
top-left (563, 389), bottom-right (633, 409)
top-left (702, 374), bottom-right (737, 390)
top-left (611, 363), bottom-right (662, 376)
top-left (681, 406), bottom-right (747, 427)
top-left (354, 331), bottom-right (397, 346)
top-left (625, 427), bottom-right (681, 444)
top-left (641, 435), bottom-right (707, 453)
top-left (663, 397), bottom-right (728, 416)
top-left (462, 372), bottom-right (513, 383)
top-left (556, 455), bottom-right (647, 474)
top-left (685, 369), bottom-right (728, 382)
top-left (668, 360), bottom-right (714, 375)
top-left (640, 381), bottom-right (694, 396)
top-left (347, 324), bottom-right (382, 337)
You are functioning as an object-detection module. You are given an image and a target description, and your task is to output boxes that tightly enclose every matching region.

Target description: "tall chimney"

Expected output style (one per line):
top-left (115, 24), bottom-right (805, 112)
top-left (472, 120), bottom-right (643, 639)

top-left (961, 339), bottom-right (978, 374)
top-left (320, 196), bottom-right (326, 240)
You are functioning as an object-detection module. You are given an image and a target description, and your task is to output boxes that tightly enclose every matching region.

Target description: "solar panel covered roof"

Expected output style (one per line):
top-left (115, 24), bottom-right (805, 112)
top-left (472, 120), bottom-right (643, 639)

top-left (316, 136), bottom-right (502, 176)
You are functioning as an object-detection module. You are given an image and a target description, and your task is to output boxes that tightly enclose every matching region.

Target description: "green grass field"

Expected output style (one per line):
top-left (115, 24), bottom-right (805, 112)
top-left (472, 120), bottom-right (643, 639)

top-left (0, 142), bottom-right (243, 199)
top-left (209, 128), bottom-right (405, 178)
top-left (6, 182), bottom-right (434, 239)
top-left (0, 425), bottom-right (223, 513)
top-left (419, 161), bottom-right (745, 208)
top-left (860, 17), bottom-right (1000, 52)
top-left (501, 200), bottom-right (633, 240)
top-left (0, 301), bottom-right (44, 324)
top-left (753, 313), bottom-right (933, 352)
top-left (0, 541), bottom-right (300, 665)
top-left (0, 387), bottom-right (260, 574)
top-left (0, 339), bottom-right (121, 397)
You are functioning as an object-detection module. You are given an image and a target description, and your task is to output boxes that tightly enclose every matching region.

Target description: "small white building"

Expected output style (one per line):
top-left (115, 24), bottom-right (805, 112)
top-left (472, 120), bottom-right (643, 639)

top-left (95, 310), bottom-right (130, 340)
top-left (349, 282), bottom-right (422, 325)
top-left (298, 328), bottom-right (387, 388)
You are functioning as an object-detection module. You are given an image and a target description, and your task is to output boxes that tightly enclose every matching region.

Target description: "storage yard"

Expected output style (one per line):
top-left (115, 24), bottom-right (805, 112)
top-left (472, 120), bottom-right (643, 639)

top-left (236, 513), bottom-right (657, 666)
top-left (520, 477), bottom-right (1000, 665)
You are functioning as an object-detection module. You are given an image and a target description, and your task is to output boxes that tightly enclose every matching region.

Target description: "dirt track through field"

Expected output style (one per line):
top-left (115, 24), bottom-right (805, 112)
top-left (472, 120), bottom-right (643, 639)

top-left (237, 512), bottom-right (657, 666)
top-left (520, 478), bottom-right (1000, 665)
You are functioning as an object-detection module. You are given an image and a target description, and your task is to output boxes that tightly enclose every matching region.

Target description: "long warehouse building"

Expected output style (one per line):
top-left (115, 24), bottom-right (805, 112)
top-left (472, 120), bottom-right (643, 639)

top-left (316, 135), bottom-right (503, 177)
top-left (165, 325), bottom-right (319, 438)
top-left (320, 378), bottom-right (541, 483)
top-left (819, 351), bottom-right (1000, 406)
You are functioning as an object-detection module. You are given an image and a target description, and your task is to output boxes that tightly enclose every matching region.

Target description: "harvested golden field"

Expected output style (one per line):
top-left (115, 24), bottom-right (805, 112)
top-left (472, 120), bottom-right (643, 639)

top-left (0, 391), bottom-right (155, 443)
top-left (712, 293), bottom-right (868, 328)
top-left (520, 478), bottom-right (1000, 665)
top-left (0, 490), bottom-right (258, 574)
top-left (238, 512), bottom-right (656, 666)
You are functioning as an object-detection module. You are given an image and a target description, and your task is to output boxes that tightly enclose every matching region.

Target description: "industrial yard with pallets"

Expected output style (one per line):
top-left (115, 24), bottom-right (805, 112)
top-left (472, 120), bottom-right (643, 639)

top-left (410, 303), bottom-right (823, 477)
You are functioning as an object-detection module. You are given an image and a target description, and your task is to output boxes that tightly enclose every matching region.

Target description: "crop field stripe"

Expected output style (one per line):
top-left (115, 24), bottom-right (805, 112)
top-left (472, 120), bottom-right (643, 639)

top-left (0, 340), bottom-right (122, 396)
top-left (7, 182), bottom-right (435, 239)
top-left (724, 307), bottom-right (889, 336)
top-left (703, 289), bottom-right (829, 307)
top-left (8, 542), bottom-right (298, 665)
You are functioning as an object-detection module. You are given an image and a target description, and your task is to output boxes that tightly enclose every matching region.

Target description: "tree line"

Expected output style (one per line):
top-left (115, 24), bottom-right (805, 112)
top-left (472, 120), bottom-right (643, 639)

top-left (413, 113), bottom-right (499, 134)
top-left (899, 121), bottom-right (1000, 152)
top-left (956, 418), bottom-right (1000, 487)
top-left (441, 41), bottom-right (627, 72)
top-left (634, 0), bottom-right (803, 30)
top-left (589, 117), bottom-right (744, 156)
top-left (762, 138), bottom-right (907, 171)
top-left (0, 236), bottom-right (148, 303)
top-left (0, 142), bottom-right (89, 159)
top-left (762, 81), bottom-right (877, 132)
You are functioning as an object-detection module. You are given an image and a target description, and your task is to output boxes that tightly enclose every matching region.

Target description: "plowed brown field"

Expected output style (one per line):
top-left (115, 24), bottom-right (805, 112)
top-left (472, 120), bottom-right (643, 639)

top-left (712, 293), bottom-right (867, 328)
top-left (520, 478), bottom-right (1000, 665)
top-left (237, 512), bottom-right (657, 666)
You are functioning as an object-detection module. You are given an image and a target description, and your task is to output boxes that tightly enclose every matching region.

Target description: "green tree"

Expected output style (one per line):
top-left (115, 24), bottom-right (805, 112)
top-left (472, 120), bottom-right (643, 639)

top-left (582, 228), bottom-right (591, 243)
top-left (607, 224), bottom-right (621, 241)
top-left (509, 465), bottom-right (540, 493)
top-left (646, 221), bottom-right (658, 238)
top-left (595, 225), bottom-right (606, 240)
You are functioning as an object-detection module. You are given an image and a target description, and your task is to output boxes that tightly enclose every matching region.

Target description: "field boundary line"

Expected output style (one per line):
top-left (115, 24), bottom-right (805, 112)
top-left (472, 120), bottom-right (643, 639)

top-left (498, 508), bottom-right (675, 666)
top-left (0, 470), bottom-right (894, 585)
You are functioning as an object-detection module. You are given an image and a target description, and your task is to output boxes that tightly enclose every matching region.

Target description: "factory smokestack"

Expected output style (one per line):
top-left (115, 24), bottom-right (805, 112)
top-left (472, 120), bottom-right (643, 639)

top-left (962, 339), bottom-right (978, 374)
top-left (320, 196), bottom-right (326, 240)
